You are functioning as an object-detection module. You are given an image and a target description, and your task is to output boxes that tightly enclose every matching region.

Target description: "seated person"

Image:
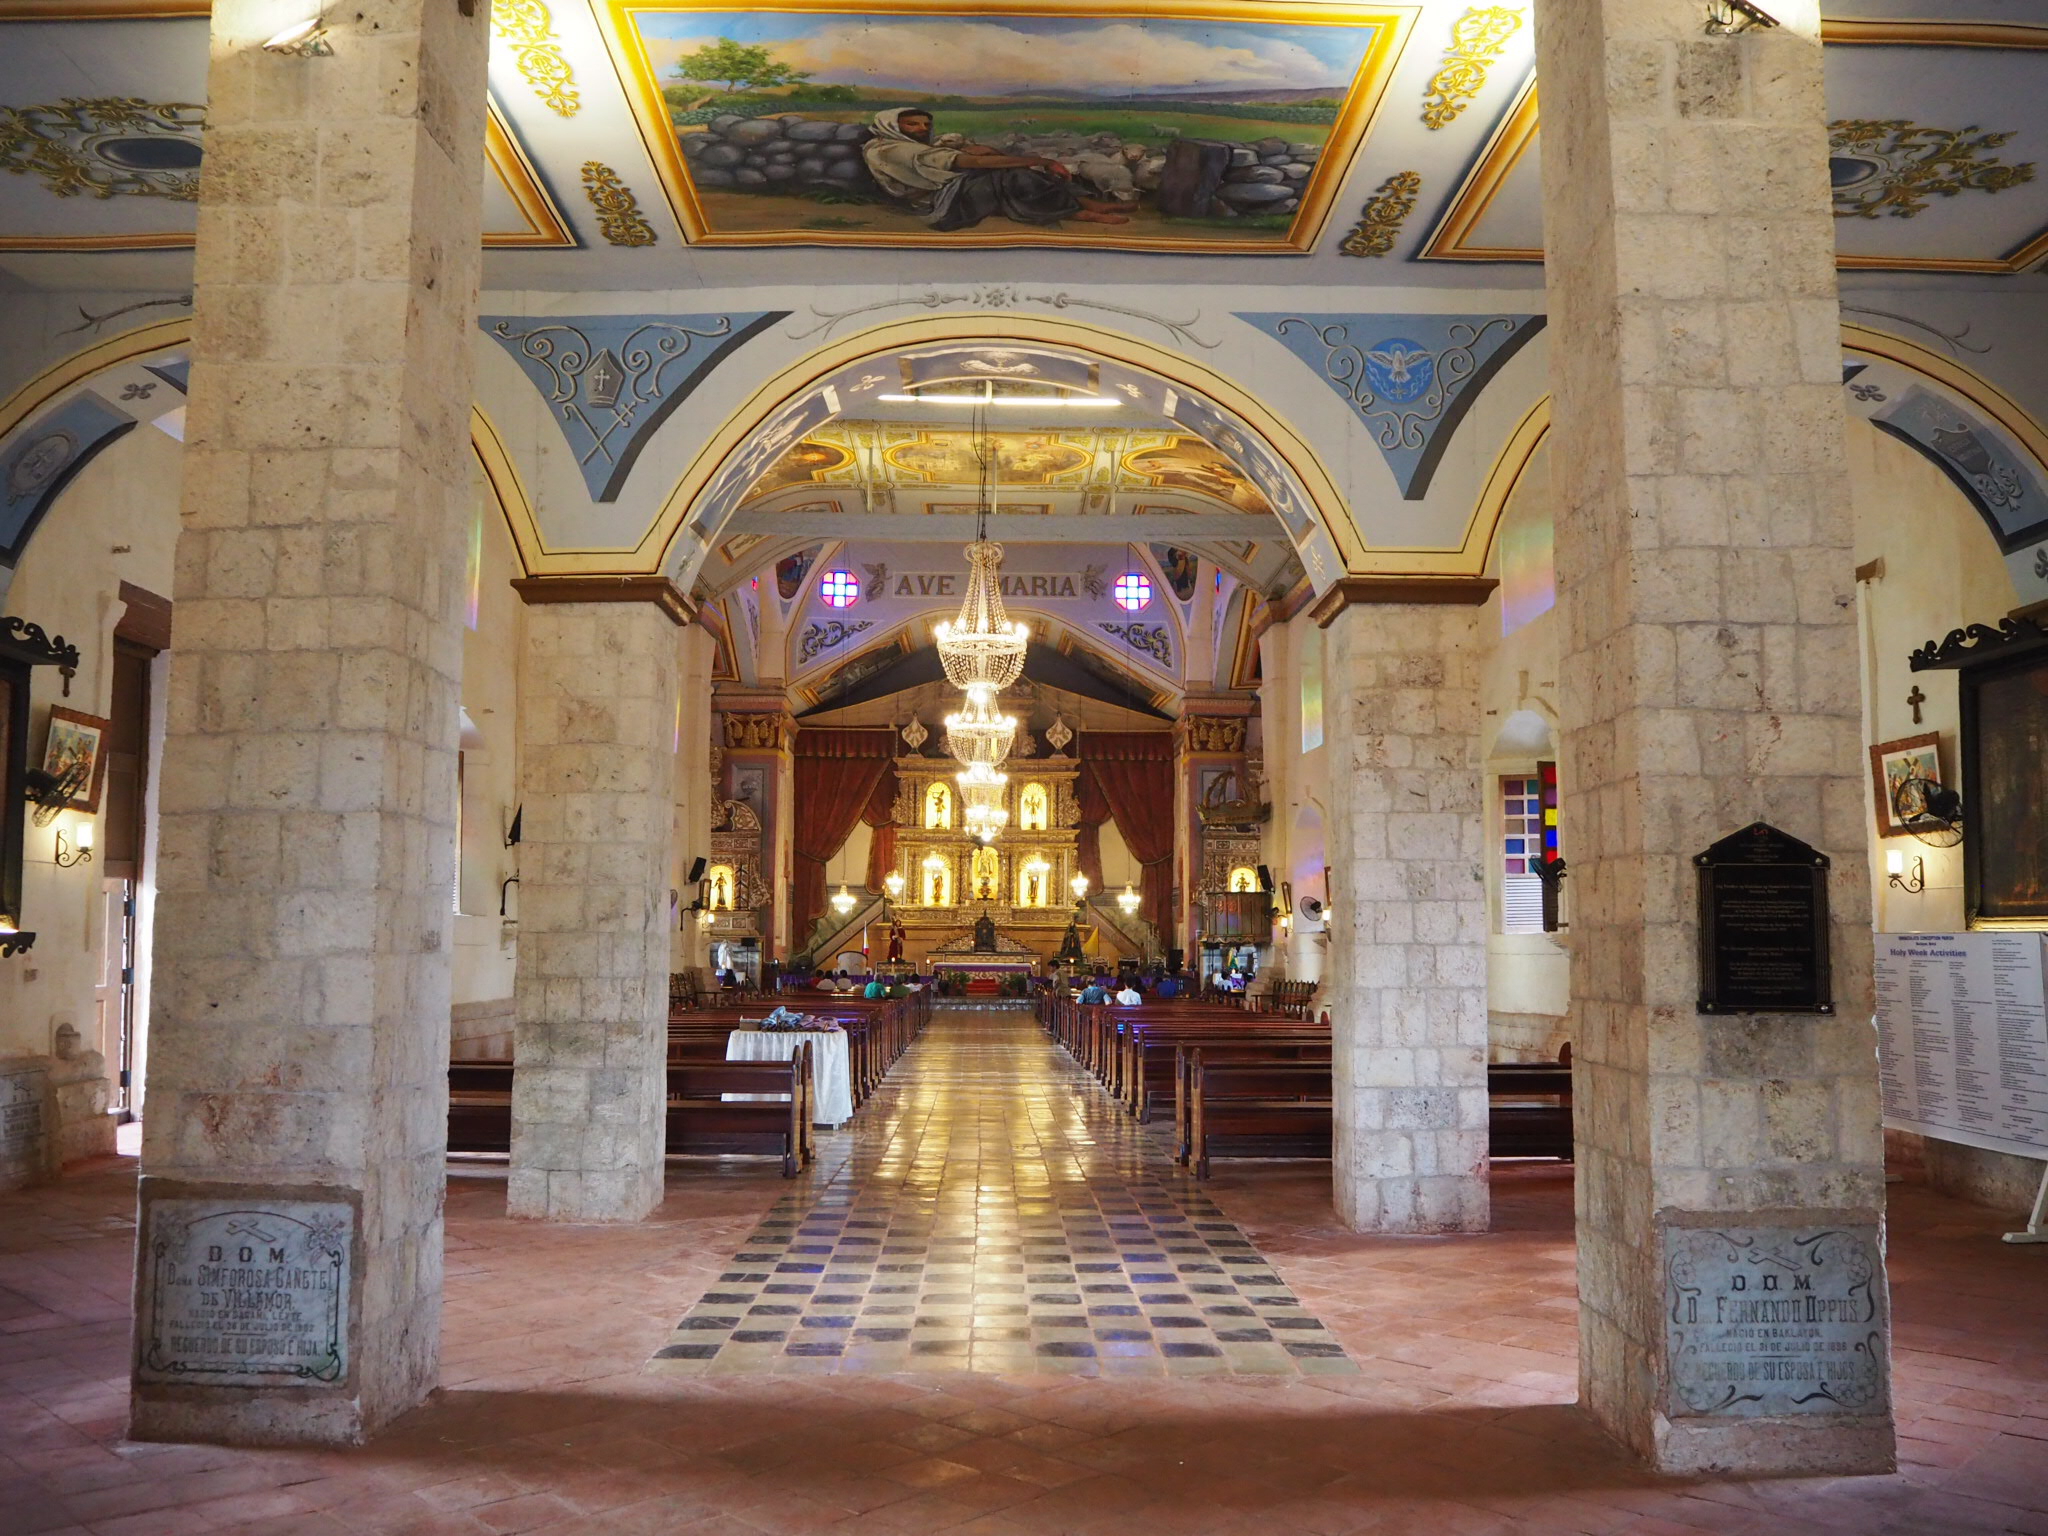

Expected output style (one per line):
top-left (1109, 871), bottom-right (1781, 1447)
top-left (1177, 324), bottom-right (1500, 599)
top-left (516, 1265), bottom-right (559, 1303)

top-left (1154, 972), bottom-right (1181, 1000)
top-left (1114, 981), bottom-right (1143, 1006)
top-left (861, 107), bottom-right (1131, 231)
top-left (864, 977), bottom-right (887, 999)
top-left (1078, 977), bottom-right (1110, 1006)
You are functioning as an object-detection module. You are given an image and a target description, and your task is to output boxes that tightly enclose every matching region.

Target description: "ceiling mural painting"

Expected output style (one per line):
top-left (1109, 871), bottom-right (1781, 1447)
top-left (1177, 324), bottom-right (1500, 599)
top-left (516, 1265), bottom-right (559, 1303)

top-left (736, 422), bottom-right (1281, 513)
top-left (1238, 310), bottom-right (1542, 498)
top-left (481, 311), bottom-right (789, 500)
top-left (1421, 20), bottom-right (2048, 273)
top-left (597, 0), bottom-right (1411, 251)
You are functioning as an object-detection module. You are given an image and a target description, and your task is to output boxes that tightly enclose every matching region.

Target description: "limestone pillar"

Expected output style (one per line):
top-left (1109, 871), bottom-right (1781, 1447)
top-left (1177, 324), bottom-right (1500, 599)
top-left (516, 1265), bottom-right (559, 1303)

top-left (673, 624), bottom-right (718, 976)
top-left (1314, 588), bottom-right (1490, 1233)
top-left (508, 582), bottom-right (686, 1222)
top-left (1532, 0), bottom-right (1894, 1473)
top-left (131, 0), bottom-right (489, 1445)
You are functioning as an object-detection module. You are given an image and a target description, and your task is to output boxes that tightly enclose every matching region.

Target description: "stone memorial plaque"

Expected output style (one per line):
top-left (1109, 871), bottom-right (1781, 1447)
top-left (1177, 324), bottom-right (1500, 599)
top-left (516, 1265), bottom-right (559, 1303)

top-left (1665, 1224), bottom-right (1889, 1418)
top-left (137, 1196), bottom-right (354, 1387)
top-left (0, 1065), bottom-right (48, 1190)
top-left (1695, 821), bottom-right (1833, 1014)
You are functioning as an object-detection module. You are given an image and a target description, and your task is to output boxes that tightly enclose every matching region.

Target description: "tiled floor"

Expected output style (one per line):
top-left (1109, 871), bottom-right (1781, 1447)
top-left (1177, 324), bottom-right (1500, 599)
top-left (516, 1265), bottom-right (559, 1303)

top-left (651, 1008), bottom-right (1354, 1377)
top-left (0, 1004), bottom-right (2044, 1534)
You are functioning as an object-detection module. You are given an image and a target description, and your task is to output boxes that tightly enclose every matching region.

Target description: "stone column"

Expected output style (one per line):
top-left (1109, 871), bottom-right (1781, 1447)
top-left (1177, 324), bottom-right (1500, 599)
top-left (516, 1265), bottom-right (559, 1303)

top-left (1313, 585), bottom-right (1491, 1233)
top-left (508, 581), bottom-right (686, 1222)
top-left (673, 624), bottom-right (718, 976)
top-left (1532, 0), bottom-right (1894, 1474)
top-left (131, 0), bottom-right (489, 1446)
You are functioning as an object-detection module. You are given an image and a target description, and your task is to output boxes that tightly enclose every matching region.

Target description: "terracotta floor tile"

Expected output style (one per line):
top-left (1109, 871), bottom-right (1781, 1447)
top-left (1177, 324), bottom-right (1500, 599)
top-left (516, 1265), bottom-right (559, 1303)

top-left (0, 1007), bottom-right (2042, 1533)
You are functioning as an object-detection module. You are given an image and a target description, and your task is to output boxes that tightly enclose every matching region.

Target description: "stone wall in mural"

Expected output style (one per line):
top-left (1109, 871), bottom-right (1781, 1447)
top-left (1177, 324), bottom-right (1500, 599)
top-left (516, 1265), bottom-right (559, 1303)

top-left (606, 1), bottom-right (1405, 252)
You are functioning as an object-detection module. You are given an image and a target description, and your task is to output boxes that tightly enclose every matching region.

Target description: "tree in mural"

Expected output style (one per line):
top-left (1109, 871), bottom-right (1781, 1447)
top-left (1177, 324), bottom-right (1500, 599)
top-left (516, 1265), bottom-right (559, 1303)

top-left (668, 39), bottom-right (811, 111)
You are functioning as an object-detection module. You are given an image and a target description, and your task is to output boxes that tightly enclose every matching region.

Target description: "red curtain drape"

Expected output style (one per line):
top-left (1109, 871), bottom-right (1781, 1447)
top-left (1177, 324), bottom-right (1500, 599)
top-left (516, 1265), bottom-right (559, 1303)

top-left (1074, 767), bottom-right (1110, 894)
top-left (861, 765), bottom-right (898, 894)
top-left (1080, 732), bottom-right (1176, 938)
top-left (792, 729), bottom-right (896, 945)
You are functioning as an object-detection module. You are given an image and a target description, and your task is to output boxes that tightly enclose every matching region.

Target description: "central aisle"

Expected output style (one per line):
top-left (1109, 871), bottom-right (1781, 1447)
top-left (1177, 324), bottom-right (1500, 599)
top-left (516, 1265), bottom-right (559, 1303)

top-left (652, 1005), bottom-right (1356, 1377)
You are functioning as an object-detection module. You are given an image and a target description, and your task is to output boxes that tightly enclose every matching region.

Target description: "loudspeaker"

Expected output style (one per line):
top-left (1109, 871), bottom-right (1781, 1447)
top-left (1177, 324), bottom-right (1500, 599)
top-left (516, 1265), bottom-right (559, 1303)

top-left (687, 856), bottom-right (707, 883)
top-left (1167, 947), bottom-right (1185, 973)
top-left (1257, 864), bottom-right (1273, 892)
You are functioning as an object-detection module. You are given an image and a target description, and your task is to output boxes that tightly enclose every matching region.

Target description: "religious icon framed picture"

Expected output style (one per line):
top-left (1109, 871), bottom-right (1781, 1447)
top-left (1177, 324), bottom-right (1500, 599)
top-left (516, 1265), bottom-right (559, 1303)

top-left (1960, 647), bottom-right (2048, 928)
top-left (1868, 731), bottom-right (1943, 839)
top-left (39, 705), bottom-right (109, 814)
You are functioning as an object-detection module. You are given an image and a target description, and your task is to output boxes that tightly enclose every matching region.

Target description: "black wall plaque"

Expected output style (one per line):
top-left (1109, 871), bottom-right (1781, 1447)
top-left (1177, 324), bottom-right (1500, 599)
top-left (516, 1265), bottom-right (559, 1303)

top-left (1695, 822), bottom-right (1833, 1015)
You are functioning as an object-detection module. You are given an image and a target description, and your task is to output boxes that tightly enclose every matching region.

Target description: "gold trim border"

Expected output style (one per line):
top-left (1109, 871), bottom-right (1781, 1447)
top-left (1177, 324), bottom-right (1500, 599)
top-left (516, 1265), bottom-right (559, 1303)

top-left (1421, 20), bottom-right (2048, 273)
top-left (484, 99), bottom-right (579, 247)
top-left (593, 0), bottom-right (1415, 255)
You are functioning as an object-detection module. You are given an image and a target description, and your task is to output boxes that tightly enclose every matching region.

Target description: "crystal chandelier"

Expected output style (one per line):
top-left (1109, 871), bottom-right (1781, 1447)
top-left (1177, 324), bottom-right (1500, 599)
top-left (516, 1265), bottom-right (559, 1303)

top-left (957, 764), bottom-right (1009, 844)
top-left (944, 684), bottom-right (1016, 770)
top-left (933, 401), bottom-right (1028, 693)
top-left (934, 540), bottom-right (1029, 691)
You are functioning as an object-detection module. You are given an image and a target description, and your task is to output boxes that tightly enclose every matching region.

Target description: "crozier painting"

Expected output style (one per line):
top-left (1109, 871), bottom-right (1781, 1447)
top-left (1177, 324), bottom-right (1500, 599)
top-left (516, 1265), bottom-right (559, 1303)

top-left (603, 0), bottom-right (1407, 251)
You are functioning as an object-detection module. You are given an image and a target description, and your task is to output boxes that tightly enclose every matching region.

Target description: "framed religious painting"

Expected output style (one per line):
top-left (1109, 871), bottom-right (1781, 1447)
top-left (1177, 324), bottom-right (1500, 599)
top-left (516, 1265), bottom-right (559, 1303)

top-left (1960, 647), bottom-right (2048, 928)
top-left (1868, 732), bottom-right (1943, 839)
top-left (39, 705), bottom-right (109, 814)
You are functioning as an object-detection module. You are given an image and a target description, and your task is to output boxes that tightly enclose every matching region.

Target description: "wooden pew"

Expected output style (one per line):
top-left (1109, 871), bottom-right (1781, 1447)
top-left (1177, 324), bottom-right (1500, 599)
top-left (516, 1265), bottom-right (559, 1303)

top-left (1485, 1062), bottom-right (1574, 1159)
top-left (667, 1046), bottom-right (812, 1177)
top-left (1188, 1051), bottom-right (1333, 1178)
top-left (443, 1053), bottom-right (815, 1175)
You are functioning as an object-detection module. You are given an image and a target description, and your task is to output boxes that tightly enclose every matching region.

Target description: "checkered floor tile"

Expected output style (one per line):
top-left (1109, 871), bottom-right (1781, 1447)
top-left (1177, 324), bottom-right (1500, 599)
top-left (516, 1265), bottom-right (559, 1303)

top-left (650, 1006), bottom-right (1357, 1377)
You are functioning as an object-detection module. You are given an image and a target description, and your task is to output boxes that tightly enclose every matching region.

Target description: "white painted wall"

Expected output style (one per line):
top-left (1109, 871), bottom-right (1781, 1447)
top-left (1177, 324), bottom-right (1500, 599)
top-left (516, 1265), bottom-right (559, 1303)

top-left (0, 425), bottom-right (181, 1158)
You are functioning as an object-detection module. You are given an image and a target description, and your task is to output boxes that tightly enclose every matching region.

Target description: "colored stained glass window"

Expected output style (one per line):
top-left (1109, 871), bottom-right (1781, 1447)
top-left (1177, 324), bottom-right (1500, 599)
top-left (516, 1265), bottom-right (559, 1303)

top-left (1113, 572), bottom-right (1152, 611)
top-left (819, 569), bottom-right (859, 608)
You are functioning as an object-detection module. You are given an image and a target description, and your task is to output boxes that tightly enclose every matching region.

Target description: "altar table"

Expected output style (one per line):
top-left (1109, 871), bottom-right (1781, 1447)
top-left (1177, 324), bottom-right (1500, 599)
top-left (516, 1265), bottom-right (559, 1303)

top-left (726, 1028), bottom-right (855, 1127)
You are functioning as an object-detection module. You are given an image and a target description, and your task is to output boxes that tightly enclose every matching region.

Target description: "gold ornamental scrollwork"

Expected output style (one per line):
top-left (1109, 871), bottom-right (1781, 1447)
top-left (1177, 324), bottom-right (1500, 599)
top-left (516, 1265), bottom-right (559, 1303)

top-left (491, 0), bottom-right (581, 118)
top-left (581, 161), bottom-right (657, 246)
top-left (1181, 716), bottom-right (1247, 754)
top-left (0, 99), bottom-right (205, 201)
top-left (1828, 120), bottom-right (2037, 219)
top-left (1339, 170), bottom-right (1422, 258)
top-left (1421, 7), bottom-right (1523, 131)
top-left (722, 712), bottom-right (788, 751)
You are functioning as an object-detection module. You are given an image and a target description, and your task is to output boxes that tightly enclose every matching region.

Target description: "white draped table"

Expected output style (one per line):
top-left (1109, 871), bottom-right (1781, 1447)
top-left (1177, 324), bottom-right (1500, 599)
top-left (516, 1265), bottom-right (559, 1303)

top-left (726, 1028), bottom-right (855, 1127)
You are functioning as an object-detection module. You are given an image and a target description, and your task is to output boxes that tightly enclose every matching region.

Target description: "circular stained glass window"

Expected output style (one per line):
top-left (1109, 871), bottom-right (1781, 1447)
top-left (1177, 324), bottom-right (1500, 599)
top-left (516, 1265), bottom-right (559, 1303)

top-left (1113, 572), bottom-right (1152, 611)
top-left (819, 569), bottom-right (859, 608)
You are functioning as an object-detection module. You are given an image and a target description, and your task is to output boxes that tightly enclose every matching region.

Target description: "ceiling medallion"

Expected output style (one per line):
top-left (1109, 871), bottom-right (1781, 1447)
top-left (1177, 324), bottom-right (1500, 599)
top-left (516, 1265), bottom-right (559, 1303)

top-left (0, 99), bottom-right (206, 202)
top-left (491, 0), bottom-right (581, 117)
top-left (1828, 120), bottom-right (2036, 220)
top-left (1421, 8), bottom-right (1524, 131)
top-left (1339, 170), bottom-right (1422, 258)
top-left (581, 161), bottom-right (656, 246)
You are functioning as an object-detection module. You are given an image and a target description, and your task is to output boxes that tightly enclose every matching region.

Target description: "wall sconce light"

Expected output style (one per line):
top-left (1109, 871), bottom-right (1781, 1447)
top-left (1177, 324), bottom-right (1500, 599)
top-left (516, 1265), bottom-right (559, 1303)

top-left (263, 16), bottom-right (333, 56)
top-left (0, 920), bottom-right (34, 958)
top-left (696, 904), bottom-right (716, 928)
top-left (1069, 871), bottom-right (1089, 904)
top-left (54, 821), bottom-right (94, 869)
top-left (1704, 0), bottom-right (1778, 35)
top-left (1886, 848), bottom-right (1925, 894)
top-left (1117, 883), bottom-right (1141, 918)
top-left (830, 883), bottom-right (857, 916)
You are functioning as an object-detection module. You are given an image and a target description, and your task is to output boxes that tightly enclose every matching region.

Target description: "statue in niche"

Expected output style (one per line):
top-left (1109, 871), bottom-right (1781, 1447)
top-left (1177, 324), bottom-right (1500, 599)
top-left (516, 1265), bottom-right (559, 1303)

top-left (973, 910), bottom-right (998, 952)
top-left (925, 780), bottom-right (952, 829)
top-left (971, 845), bottom-right (1000, 901)
top-left (887, 920), bottom-right (906, 964)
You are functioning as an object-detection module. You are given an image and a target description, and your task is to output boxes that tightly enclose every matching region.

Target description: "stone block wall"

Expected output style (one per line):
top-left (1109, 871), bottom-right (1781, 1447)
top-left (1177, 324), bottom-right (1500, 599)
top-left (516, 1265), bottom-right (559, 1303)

top-left (510, 601), bottom-right (681, 1223)
top-left (1322, 603), bottom-right (1490, 1233)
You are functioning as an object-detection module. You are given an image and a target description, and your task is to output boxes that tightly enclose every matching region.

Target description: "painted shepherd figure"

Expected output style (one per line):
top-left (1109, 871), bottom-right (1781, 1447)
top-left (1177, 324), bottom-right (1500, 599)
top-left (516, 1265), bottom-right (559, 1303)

top-left (861, 107), bottom-right (1129, 230)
